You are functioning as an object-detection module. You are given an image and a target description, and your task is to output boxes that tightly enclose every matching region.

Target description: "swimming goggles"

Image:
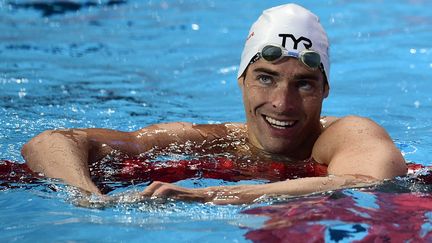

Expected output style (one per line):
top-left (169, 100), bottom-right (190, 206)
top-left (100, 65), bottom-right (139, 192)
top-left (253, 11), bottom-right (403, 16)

top-left (249, 44), bottom-right (322, 71)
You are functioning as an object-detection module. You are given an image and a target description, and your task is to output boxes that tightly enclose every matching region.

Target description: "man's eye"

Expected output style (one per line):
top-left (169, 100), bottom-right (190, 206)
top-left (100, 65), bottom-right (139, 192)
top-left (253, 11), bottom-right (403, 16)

top-left (257, 75), bottom-right (273, 85)
top-left (298, 80), bottom-right (313, 91)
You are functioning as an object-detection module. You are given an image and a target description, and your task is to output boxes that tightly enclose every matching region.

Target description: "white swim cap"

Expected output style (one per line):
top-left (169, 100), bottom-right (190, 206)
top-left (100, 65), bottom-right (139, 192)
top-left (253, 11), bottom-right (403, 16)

top-left (238, 4), bottom-right (330, 82)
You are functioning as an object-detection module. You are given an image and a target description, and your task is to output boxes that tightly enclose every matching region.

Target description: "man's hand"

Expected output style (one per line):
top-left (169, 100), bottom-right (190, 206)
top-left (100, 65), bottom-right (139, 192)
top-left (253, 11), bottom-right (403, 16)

top-left (74, 182), bottom-right (264, 207)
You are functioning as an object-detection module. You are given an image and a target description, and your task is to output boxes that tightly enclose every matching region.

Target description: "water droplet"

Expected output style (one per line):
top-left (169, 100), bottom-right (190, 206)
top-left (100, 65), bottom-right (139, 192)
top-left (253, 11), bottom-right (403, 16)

top-left (191, 23), bottom-right (200, 31)
top-left (18, 88), bottom-right (26, 98)
top-left (107, 108), bottom-right (115, 115)
top-left (218, 66), bottom-right (237, 74)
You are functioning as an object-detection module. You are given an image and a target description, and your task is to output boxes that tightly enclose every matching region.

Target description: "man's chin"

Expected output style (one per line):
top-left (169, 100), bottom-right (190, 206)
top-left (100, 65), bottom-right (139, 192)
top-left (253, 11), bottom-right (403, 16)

top-left (259, 140), bottom-right (298, 156)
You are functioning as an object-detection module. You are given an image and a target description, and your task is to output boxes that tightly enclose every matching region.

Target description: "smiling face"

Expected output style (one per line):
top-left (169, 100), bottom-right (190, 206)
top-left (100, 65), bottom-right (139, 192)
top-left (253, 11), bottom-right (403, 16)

top-left (238, 57), bottom-right (329, 160)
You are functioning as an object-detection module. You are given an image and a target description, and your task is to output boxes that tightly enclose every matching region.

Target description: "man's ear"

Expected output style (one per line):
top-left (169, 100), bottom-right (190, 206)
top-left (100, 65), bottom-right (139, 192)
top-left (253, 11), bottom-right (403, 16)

top-left (237, 76), bottom-right (245, 90)
top-left (323, 82), bottom-right (329, 98)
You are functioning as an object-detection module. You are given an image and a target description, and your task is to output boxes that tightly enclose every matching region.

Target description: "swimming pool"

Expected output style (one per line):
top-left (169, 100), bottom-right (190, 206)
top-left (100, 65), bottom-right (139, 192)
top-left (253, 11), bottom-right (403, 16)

top-left (1, 0), bottom-right (431, 242)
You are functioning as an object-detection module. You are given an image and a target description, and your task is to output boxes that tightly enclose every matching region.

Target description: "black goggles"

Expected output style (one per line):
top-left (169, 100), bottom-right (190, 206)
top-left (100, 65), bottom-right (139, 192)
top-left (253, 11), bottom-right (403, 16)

top-left (250, 45), bottom-right (322, 71)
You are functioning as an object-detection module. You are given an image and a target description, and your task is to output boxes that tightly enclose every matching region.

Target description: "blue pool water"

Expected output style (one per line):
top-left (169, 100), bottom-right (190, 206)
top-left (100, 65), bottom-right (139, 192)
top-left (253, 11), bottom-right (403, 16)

top-left (1, 0), bottom-right (431, 242)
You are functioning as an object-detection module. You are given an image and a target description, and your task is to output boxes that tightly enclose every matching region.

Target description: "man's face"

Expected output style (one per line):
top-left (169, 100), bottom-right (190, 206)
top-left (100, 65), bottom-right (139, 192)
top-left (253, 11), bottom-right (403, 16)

top-left (238, 57), bottom-right (329, 160)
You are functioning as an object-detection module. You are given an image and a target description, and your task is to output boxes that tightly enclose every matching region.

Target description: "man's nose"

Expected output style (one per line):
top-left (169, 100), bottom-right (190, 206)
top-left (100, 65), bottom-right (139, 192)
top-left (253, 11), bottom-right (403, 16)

top-left (270, 86), bottom-right (299, 112)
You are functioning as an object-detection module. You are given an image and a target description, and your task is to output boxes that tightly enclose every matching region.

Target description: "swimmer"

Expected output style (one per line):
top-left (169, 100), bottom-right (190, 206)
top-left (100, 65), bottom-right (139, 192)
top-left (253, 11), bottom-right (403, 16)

top-left (21, 3), bottom-right (406, 204)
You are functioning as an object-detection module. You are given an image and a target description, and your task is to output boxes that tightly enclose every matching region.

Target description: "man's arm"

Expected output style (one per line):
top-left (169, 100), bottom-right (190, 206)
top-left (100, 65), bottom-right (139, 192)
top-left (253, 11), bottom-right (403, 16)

top-left (312, 116), bottom-right (407, 179)
top-left (136, 116), bottom-right (407, 204)
top-left (125, 174), bottom-right (370, 205)
top-left (22, 128), bottom-right (141, 194)
top-left (21, 123), bottom-right (238, 194)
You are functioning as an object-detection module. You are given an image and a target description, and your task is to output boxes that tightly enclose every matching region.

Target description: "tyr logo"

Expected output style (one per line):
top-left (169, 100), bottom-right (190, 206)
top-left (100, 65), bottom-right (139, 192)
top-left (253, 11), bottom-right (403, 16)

top-left (278, 34), bottom-right (312, 49)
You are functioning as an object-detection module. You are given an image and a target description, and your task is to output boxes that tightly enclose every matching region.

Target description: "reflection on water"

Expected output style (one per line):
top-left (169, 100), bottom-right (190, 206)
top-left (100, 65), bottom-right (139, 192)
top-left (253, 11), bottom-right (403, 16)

top-left (1, 157), bottom-right (431, 241)
top-left (9, 0), bottom-right (128, 17)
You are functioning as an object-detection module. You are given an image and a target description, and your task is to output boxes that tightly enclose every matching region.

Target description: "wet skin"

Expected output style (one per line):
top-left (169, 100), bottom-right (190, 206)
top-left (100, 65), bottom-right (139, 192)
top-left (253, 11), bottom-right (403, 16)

top-left (22, 55), bottom-right (407, 205)
top-left (239, 57), bottom-right (329, 160)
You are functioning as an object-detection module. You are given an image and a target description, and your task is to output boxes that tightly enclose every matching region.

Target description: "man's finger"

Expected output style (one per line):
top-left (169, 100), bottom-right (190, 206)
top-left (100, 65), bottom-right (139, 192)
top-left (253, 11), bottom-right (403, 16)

top-left (140, 181), bottom-right (167, 197)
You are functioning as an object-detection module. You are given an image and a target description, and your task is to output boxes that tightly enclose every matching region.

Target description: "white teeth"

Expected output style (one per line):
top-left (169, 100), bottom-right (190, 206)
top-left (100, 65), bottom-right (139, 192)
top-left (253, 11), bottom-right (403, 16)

top-left (265, 116), bottom-right (295, 128)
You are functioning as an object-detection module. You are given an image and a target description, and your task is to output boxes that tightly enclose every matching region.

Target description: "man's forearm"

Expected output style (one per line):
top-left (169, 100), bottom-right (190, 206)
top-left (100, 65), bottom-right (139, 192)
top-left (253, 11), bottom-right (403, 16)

top-left (22, 130), bottom-right (101, 194)
top-left (135, 175), bottom-right (377, 206)
top-left (207, 175), bottom-right (375, 204)
top-left (260, 175), bottom-right (373, 196)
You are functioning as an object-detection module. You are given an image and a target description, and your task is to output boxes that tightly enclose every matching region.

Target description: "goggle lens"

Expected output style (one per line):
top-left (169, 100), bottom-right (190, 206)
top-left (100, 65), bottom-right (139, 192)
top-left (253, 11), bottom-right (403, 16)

top-left (301, 51), bottom-right (321, 69)
top-left (261, 45), bottom-right (283, 62)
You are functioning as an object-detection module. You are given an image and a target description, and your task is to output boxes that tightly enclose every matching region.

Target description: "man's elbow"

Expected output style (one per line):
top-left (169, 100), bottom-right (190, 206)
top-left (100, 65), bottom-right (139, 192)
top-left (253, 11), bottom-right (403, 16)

top-left (389, 155), bottom-right (408, 178)
top-left (371, 153), bottom-right (407, 180)
top-left (21, 130), bottom-right (54, 165)
top-left (22, 130), bottom-right (49, 153)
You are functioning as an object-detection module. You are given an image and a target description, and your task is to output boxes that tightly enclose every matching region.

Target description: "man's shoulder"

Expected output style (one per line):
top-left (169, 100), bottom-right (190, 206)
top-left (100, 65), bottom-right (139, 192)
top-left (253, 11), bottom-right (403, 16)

top-left (321, 115), bottom-right (383, 133)
top-left (314, 116), bottom-right (381, 165)
top-left (314, 116), bottom-right (406, 178)
top-left (315, 115), bottom-right (390, 156)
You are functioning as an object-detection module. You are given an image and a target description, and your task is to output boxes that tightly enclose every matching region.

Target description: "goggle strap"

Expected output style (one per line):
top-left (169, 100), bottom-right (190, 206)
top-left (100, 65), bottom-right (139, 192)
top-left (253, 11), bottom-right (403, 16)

top-left (249, 53), bottom-right (261, 65)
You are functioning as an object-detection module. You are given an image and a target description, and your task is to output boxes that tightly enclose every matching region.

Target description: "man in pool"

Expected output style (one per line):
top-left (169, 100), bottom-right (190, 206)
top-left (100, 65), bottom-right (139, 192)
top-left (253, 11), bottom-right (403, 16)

top-left (21, 4), bottom-right (406, 204)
